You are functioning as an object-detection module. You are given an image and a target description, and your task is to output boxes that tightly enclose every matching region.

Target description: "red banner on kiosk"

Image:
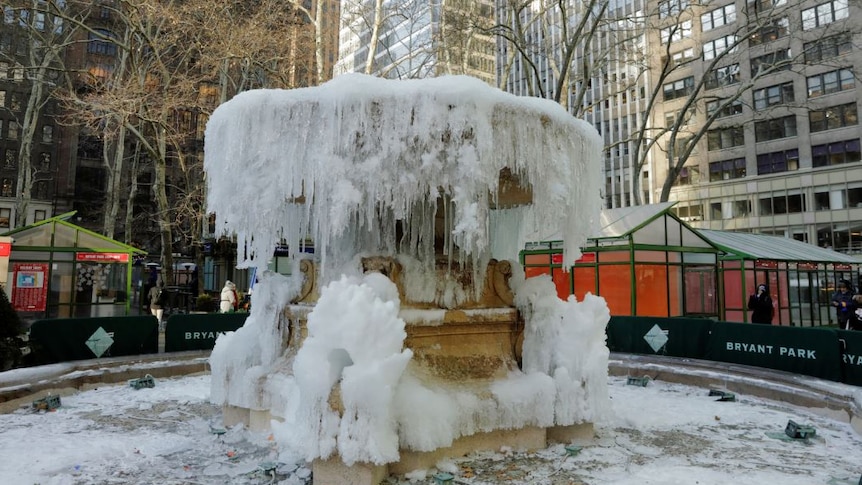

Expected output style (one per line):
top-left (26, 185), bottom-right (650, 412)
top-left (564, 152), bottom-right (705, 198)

top-left (0, 241), bottom-right (10, 257)
top-left (12, 262), bottom-right (49, 312)
top-left (75, 252), bottom-right (129, 263)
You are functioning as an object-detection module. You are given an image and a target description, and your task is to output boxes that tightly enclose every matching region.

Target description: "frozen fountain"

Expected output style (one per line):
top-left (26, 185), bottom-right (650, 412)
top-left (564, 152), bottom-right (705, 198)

top-left (203, 74), bottom-right (610, 484)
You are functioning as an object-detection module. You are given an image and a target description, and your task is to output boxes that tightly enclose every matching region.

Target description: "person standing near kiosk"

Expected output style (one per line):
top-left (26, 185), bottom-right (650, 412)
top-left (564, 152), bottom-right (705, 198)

top-left (832, 279), bottom-right (855, 330)
top-left (747, 283), bottom-right (774, 324)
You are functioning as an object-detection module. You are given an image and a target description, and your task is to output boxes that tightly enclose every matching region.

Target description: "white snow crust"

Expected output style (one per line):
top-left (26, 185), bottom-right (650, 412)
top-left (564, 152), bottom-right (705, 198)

top-left (204, 73), bottom-right (603, 286)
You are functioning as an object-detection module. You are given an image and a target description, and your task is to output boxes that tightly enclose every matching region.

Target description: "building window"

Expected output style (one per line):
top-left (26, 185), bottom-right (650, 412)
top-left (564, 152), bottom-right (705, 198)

top-left (42, 125), bottom-right (53, 143)
top-left (804, 33), bottom-right (852, 63)
top-left (660, 20), bottom-right (692, 43)
top-left (87, 29), bottom-right (117, 56)
top-left (0, 178), bottom-right (12, 197)
top-left (4, 149), bottom-right (15, 168)
top-left (756, 149), bottom-right (799, 174)
top-left (34, 209), bottom-right (46, 222)
top-left (7, 121), bottom-right (18, 140)
top-left (806, 68), bottom-right (854, 98)
top-left (755, 115), bottom-right (797, 142)
top-left (703, 35), bottom-right (737, 61)
top-left (674, 203), bottom-right (703, 221)
top-left (801, 0), bottom-right (849, 31)
top-left (665, 112), bottom-right (676, 128)
top-left (39, 152), bottom-right (51, 170)
top-left (707, 98), bottom-right (743, 119)
top-left (809, 103), bottom-right (858, 133)
top-left (709, 158), bottom-right (746, 181)
top-left (750, 49), bottom-right (792, 77)
top-left (9, 93), bottom-right (21, 111)
top-left (707, 126), bottom-right (745, 150)
top-left (733, 200), bottom-right (751, 217)
top-left (814, 188), bottom-right (846, 210)
top-left (0, 62), bottom-right (7, 79)
top-left (753, 82), bottom-right (794, 109)
top-left (663, 76), bottom-right (695, 101)
top-left (759, 193), bottom-right (805, 215)
top-left (0, 208), bottom-right (9, 228)
top-left (665, 48), bottom-right (695, 67)
top-left (702, 4), bottom-right (736, 31)
top-left (710, 202), bottom-right (722, 220)
top-left (749, 17), bottom-right (789, 45)
top-left (659, 0), bottom-right (690, 18)
top-left (705, 64), bottom-right (740, 89)
top-left (675, 166), bottom-right (700, 186)
top-left (812, 139), bottom-right (861, 167)
top-left (665, 110), bottom-right (691, 128)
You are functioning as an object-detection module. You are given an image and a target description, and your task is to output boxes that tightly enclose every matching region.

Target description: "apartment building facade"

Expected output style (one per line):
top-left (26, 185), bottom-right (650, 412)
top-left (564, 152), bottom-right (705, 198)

top-left (652, 0), bottom-right (862, 254)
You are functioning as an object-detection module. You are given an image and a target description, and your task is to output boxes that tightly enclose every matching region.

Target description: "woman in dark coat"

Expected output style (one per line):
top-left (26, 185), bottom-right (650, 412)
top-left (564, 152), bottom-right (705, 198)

top-left (832, 279), bottom-right (855, 330)
top-left (747, 283), bottom-right (773, 324)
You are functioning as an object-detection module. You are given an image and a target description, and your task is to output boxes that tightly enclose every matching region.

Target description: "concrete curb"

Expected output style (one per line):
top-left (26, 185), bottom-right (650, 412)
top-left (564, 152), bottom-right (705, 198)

top-left (1, 351), bottom-right (859, 437)
top-left (0, 351), bottom-right (211, 413)
top-left (610, 352), bottom-right (862, 435)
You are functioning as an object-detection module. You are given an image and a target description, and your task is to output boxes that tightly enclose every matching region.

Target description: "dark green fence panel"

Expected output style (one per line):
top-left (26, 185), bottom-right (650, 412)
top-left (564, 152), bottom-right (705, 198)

top-left (164, 313), bottom-right (249, 352)
top-left (706, 322), bottom-right (841, 382)
top-left (838, 330), bottom-right (862, 386)
top-left (29, 316), bottom-right (158, 363)
top-left (607, 316), bottom-right (714, 358)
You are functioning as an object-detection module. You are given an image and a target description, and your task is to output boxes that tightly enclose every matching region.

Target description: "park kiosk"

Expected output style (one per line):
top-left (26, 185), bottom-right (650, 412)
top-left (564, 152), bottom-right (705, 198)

top-left (1, 211), bottom-right (145, 320)
top-left (700, 229), bottom-right (861, 326)
top-left (521, 202), bottom-right (722, 317)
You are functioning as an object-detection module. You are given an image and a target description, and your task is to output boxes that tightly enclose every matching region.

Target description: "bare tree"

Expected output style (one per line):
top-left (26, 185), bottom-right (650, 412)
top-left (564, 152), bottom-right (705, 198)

top-left (0, 0), bottom-right (79, 227)
top-left (338, 0), bottom-right (441, 79)
top-left (51, 0), bottom-right (317, 285)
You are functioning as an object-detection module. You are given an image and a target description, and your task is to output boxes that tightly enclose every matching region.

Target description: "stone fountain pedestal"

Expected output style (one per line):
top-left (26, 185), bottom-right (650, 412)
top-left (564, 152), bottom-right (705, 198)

top-left (219, 258), bottom-right (595, 484)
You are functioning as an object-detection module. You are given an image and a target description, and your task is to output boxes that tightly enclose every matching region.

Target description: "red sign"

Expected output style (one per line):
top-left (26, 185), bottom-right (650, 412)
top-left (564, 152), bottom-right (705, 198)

top-left (0, 242), bottom-right (10, 257)
top-left (12, 263), bottom-right (49, 312)
top-left (754, 260), bottom-right (777, 269)
top-left (551, 253), bottom-right (563, 265)
top-left (75, 252), bottom-right (129, 263)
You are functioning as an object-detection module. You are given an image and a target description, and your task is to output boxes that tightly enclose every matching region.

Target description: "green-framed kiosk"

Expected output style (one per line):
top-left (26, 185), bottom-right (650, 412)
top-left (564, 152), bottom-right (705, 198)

top-left (520, 203), bottom-right (722, 318)
top-left (1, 212), bottom-right (146, 321)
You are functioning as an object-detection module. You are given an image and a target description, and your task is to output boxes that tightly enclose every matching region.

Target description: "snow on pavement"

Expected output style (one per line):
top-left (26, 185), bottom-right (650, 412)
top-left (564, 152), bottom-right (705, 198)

top-left (1, 373), bottom-right (860, 485)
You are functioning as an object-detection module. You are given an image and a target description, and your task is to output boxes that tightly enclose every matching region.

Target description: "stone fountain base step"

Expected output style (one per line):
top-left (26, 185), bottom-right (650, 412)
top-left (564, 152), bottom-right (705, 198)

top-left (312, 423), bottom-right (593, 485)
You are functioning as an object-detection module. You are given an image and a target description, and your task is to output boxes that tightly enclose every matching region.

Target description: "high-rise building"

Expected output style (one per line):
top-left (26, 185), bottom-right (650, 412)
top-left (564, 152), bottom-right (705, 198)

top-left (650, 0), bottom-right (861, 254)
top-left (335, 0), bottom-right (496, 84)
top-left (496, 0), bottom-right (653, 210)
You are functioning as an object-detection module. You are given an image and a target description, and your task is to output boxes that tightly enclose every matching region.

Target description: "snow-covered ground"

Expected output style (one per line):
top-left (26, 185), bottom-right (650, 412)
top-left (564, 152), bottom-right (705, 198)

top-left (2, 373), bottom-right (860, 485)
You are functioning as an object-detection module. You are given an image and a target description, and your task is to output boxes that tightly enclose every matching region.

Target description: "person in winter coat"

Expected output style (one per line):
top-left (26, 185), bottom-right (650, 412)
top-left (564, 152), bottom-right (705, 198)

top-left (747, 283), bottom-right (773, 324)
top-left (148, 280), bottom-right (166, 329)
top-left (220, 281), bottom-right (238, 313)
top-left (831, 279), bottom-right (855, 330)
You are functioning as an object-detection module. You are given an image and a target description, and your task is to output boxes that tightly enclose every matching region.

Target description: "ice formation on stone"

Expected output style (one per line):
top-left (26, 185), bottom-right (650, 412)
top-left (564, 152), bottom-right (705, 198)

top-left (205, 74), bottom-right (610, 467)
top-left (204, 73), bottom-right (603, 293)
